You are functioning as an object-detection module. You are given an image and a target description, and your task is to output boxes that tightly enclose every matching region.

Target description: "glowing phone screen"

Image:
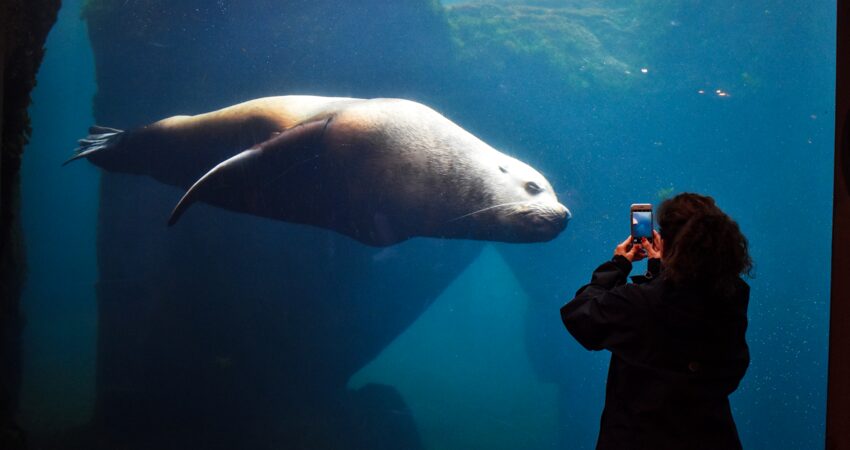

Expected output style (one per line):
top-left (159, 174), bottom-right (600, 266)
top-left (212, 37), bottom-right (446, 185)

top-left (631, 211), bottom-right (652, 240)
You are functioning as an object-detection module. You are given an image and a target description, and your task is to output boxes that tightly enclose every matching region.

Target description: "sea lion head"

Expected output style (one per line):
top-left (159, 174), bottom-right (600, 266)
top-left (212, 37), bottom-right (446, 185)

top-left (439, 153), bottom-right (571, 243)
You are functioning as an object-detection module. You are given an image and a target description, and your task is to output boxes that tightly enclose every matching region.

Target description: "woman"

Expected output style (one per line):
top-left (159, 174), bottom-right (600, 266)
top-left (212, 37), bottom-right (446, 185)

top-left (561, 193), bottom-right (752, 450)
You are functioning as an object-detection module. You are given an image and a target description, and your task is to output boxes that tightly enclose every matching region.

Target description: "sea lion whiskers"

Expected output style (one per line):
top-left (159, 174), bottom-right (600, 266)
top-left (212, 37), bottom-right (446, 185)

top-left (445, 201), bottom-right (530, 223)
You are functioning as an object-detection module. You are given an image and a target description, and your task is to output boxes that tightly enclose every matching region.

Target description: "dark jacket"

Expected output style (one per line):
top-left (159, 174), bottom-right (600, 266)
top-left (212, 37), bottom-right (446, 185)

top-left (561, 255), bottom-right (750, 450)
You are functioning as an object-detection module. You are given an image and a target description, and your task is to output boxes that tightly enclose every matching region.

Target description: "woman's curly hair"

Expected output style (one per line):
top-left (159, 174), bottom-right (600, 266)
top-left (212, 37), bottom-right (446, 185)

top-left (658, 193), bottom-right (753, 294)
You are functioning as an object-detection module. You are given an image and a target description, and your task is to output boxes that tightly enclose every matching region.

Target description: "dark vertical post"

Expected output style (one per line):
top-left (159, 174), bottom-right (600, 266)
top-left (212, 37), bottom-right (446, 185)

top-left (827, 2), bottom-right (849, 449)
top-left (0, 1), bottom-right (61, 449)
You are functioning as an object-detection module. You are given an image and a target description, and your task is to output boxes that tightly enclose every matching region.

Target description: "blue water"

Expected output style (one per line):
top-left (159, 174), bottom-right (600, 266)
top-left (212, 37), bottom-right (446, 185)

top-left (20, 0), bottom-right (98, 432)
top-left (20, 1), bottom-right (834, 449)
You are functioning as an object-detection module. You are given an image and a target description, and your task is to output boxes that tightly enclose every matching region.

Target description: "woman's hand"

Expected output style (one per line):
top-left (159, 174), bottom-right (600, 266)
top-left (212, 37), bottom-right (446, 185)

top-left (641, 230), bottom-right (663, 259)
top-left (614, 236), bottom-right (646, 262)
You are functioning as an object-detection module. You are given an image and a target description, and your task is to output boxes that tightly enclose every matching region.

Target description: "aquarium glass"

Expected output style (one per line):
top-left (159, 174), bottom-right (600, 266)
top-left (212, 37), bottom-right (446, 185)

top-left (19, 0), bottom-right (835, 449)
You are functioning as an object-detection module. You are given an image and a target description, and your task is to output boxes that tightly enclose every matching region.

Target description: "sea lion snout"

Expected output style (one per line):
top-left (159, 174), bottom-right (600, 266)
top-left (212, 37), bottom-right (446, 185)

top-left (537, 202), bottom-right (570, 231)
top-left (508, 201), bottom-right (570, 241)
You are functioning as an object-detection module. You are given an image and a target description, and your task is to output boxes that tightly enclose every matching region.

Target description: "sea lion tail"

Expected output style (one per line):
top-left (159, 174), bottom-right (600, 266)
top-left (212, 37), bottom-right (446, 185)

top-left (63, 126), bottom-right (125, 166)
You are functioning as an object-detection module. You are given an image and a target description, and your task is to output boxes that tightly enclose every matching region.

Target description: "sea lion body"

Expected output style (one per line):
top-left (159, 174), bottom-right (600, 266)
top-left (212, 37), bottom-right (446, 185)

top-left (70, 96), bottom-right (570, 246)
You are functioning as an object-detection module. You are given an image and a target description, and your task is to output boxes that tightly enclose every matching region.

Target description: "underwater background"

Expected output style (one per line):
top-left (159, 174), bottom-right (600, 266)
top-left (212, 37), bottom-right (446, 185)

top-left (20, 0), bottom-right (834, 449)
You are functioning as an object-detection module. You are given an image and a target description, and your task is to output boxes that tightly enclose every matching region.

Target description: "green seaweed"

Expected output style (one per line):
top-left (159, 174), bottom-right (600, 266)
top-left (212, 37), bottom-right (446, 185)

top-left (446, 2), bottom-right (678, 93)
top-left (655, 185), bottom-right (676, 201)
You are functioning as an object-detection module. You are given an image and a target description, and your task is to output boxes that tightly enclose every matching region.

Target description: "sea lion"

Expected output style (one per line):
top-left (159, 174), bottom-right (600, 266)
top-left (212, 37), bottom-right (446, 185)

top-left (67, 96), bottom-right (570, 246)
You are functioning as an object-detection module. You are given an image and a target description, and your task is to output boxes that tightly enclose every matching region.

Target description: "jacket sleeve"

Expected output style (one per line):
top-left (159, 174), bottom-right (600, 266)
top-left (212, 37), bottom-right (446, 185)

top-left (560, 255), bottom-right (649, 353)
top-left (629, 258), bottom-right (662, 285)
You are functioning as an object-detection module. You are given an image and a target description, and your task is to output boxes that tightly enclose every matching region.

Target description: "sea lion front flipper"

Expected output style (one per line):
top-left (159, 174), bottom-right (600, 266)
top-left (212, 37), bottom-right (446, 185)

top-left (167, 117), bottom-right (332, 226)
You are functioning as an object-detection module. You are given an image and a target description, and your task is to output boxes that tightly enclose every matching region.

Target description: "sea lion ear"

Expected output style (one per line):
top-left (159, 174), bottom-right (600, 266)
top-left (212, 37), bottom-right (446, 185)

top-left (167, 117), bottom-right (331, 226)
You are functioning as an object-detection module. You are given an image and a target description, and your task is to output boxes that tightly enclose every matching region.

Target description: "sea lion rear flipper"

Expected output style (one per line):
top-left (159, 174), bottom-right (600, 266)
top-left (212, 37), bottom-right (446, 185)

top-left (63, 126), bottom-right (126, 166)
top-left (167, 117), bottom-right (332, 226)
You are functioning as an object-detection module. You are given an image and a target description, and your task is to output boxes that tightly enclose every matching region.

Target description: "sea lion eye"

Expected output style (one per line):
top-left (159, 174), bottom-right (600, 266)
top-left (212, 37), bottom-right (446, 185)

top-left (499, 165), bottom-right (508, 173)
top-left (525, 181), bottom-right (543, 194)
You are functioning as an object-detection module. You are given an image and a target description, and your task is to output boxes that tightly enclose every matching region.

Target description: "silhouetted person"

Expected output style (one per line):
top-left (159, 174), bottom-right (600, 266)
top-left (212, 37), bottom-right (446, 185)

top-left (561, 193), bottom-right (752, 450)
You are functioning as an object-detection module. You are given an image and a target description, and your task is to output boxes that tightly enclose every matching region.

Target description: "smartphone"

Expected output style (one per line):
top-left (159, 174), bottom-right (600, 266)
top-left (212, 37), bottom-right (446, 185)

top-left (630, 203), bottom-right (653, 244)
